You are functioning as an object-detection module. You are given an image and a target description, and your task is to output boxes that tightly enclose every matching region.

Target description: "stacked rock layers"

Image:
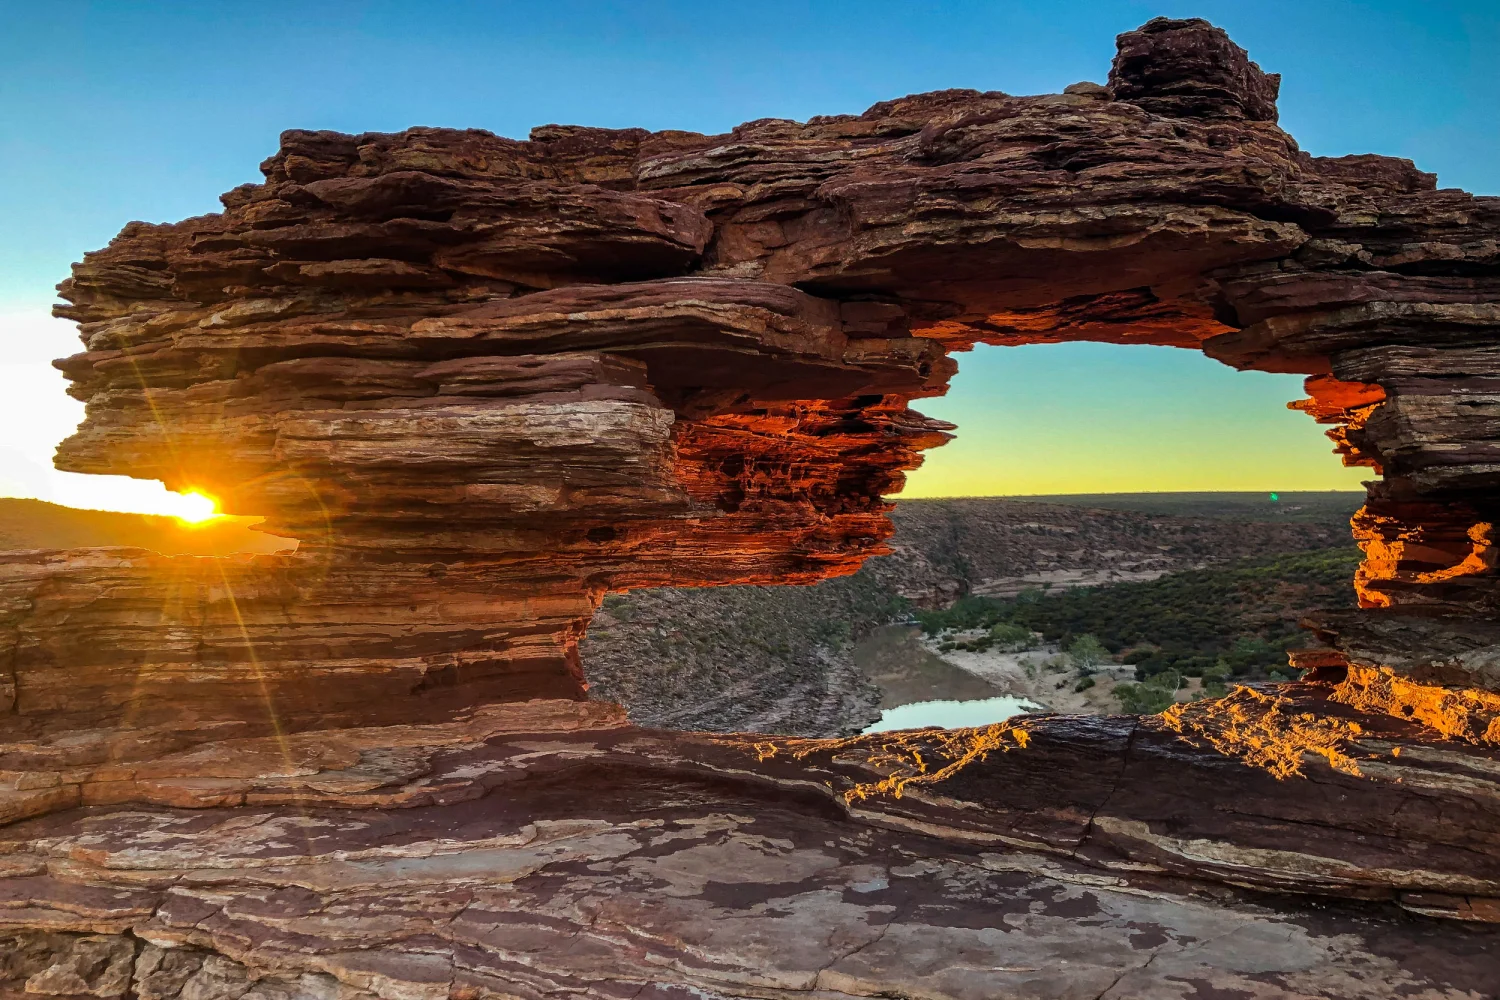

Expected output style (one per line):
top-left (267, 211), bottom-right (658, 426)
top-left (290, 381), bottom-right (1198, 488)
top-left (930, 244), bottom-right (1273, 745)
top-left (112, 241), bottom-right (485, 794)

top-left (5, 18), bottom-right (1500, 996)
top-left (21, 20), bottom-right (1498, 744)
top-left (5, 17), bottom-right (1496, 758)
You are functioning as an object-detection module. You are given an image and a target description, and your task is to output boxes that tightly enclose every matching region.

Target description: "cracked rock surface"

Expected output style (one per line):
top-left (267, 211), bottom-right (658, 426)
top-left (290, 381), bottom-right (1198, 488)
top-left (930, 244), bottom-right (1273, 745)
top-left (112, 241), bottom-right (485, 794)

top-left (3, 697), bottom-right (1500, 999)
top-left (4, 15), bottom-right (1500, 996)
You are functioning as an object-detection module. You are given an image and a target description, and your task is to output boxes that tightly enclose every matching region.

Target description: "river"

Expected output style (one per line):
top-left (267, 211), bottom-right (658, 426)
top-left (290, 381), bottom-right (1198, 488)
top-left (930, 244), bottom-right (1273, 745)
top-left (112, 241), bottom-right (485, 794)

top-left (852, 624), bottom-right (1044, 732)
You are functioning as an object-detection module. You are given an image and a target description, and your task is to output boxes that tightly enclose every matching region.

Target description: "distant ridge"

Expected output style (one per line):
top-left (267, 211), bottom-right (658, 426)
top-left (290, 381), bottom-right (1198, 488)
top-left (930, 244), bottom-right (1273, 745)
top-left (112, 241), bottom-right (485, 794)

top-left (0, 497), bottom-right (294, 555)
top-left (0, 493), bottom-right (1363, 554)
top-left (897, 492), bottom-right (1366, 524)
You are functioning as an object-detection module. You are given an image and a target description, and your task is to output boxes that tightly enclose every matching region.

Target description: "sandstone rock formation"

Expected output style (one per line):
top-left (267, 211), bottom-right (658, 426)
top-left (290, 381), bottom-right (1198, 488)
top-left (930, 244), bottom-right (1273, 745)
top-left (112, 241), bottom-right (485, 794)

top-left (4, 16), bottom-right (1500, 996)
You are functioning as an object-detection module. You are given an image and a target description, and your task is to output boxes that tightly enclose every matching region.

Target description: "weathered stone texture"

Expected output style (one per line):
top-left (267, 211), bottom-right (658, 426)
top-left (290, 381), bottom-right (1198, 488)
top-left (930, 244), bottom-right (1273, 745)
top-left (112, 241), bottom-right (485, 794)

top-left (4, 16), bottom-right (1500, 996)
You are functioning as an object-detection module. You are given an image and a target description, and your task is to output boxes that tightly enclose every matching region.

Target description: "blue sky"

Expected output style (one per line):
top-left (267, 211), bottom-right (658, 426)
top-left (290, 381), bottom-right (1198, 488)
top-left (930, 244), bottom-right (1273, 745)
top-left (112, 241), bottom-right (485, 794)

top-left (1, 0), bottom-right (1495, 509)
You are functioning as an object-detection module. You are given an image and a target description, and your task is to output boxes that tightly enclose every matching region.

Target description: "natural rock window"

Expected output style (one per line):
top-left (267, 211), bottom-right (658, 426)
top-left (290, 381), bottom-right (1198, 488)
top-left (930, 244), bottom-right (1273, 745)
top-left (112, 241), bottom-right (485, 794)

top-left (579, 321), bottom-right (1381, 735)
top-left (4, 16), bottom-right (1499, 997)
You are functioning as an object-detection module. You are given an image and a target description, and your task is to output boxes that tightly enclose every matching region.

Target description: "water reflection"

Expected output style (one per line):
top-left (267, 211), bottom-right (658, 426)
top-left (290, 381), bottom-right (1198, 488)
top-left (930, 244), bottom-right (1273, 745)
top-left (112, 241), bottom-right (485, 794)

top-left (863, 695), bottom-right (1042, 734)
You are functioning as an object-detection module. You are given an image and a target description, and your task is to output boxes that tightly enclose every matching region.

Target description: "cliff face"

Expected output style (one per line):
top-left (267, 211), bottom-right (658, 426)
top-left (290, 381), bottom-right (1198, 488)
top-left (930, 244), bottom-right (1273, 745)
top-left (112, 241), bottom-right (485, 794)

top-left (579, 499), bottom-right (1358, 735)
top-left (5, 17), bottom-right (1500, 996)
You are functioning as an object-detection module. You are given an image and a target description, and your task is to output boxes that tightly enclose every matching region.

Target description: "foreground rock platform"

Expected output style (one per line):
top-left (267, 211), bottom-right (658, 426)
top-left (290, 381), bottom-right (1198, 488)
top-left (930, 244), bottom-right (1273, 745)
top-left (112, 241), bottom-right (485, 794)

top-left (3, 691), bottom-right (1500, 998)
top-left (4, 15), bottom-right (1500, 997)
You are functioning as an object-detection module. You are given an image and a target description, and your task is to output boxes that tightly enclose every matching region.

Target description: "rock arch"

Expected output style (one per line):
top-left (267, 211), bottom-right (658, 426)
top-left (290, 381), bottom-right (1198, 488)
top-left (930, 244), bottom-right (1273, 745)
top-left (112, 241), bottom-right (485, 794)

top-left (3, 17), bottom-right (1500, 996)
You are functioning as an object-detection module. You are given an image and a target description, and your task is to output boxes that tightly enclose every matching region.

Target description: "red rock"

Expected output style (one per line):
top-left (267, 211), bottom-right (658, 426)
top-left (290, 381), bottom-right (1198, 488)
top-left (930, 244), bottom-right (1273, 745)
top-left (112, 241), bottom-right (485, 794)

top-left (4, 16), bottom-right (1500, 994)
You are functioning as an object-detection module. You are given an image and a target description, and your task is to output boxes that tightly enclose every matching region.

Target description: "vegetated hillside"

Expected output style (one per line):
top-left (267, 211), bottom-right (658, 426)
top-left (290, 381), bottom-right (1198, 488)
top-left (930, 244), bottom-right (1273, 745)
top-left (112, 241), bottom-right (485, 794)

top-left (916, 547), bottom-right (1362, 680)
top-left (1020, 491), bottom-right (1365, 524)
top-left (0, 498), bottom-right (291, 555)
top-left (880, 496), bottom-right (1354, 604)
top-left (583, 496), bottom-right (1359, 735)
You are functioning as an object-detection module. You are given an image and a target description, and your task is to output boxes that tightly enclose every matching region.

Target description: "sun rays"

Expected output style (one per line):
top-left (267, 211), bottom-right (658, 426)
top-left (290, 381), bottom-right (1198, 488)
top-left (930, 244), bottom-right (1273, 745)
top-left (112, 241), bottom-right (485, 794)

top-left (169, 489), bottom-right (221, 525)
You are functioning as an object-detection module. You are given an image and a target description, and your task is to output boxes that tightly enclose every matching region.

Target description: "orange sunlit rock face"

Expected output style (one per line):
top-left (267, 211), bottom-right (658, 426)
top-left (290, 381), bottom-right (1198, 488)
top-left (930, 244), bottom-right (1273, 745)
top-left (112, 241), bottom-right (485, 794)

top-left (1290, 375), bottom-right (1387, 471)
top-left (1157, 685), bottom-right (1376, 779)
top-left (6, 16), bottom-right (1500, 990)
top-left (1332, 663), bottom-right (1500, 745)
top-left (1351, 500), bottom-right (1497, 608)
top-left (722, 719), bottom-right (1033, 803)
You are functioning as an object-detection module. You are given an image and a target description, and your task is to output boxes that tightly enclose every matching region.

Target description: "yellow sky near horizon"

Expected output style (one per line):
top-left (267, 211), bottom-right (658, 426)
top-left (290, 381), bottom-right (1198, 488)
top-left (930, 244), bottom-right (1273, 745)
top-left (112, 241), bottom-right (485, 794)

top-left (899, 342), bottom-right (1368, 499)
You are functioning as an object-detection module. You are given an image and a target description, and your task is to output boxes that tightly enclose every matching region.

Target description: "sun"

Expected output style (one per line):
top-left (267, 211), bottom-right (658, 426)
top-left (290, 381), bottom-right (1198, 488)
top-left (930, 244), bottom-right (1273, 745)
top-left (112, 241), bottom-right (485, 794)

top-left (173, 490), bottom-right (221, 525)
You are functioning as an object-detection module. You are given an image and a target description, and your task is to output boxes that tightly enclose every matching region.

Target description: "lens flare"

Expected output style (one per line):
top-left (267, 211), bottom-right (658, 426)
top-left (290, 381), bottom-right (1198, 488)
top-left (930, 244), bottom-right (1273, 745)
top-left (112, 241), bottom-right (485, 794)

top-left (174, 490), bottom-right (220, 524)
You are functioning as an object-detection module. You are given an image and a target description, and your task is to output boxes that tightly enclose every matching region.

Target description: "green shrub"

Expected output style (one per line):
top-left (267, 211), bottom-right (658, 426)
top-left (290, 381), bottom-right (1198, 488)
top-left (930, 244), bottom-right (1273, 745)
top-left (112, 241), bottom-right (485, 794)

top-left (601, 594), bottom-right (635, 621)
top-left (1151, 669), bottom-right (1182, 695)
top-left (1220, 636), bottom-right (1286, 676)
top-left (1067, 634), bottom-right (1108, 670)
top-left (910, 547), bottom-right (1359, 683)
top-left (1115, 667), bottom-right (1184, 714)
top-left (1115, 682), bottom-right (1176, 714)
top-left (813, 619), bottom-right (852, 646)
top-left (916, 594), bottom-right (1008, 634)
top-left (1074, 675), bottom-right (1096, 692)
top-left (989, 622), bottom-right (1036, 651)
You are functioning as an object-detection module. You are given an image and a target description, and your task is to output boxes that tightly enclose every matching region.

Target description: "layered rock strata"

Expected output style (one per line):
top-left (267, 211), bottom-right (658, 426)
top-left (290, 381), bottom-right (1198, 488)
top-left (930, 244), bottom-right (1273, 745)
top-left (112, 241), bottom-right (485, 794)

top-left (4, 15), bottom-right (1500, 995)
top-left (3, 689), bottom-right (1500, 998)
top-left (33, 20), bottom-right (1500, 732)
